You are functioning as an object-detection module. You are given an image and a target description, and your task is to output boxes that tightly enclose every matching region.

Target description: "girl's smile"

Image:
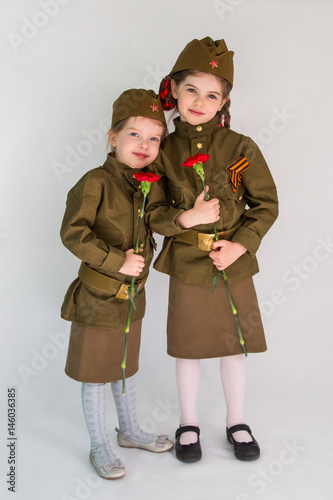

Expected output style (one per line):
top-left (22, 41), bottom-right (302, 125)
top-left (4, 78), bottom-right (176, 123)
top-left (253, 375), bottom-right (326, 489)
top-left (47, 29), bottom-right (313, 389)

top-left (171, 72), bottom-right (229, 126)
top-left (134, 152), bottom-right (149, 159)
top-left (189, 109), bottom-right (204, 116)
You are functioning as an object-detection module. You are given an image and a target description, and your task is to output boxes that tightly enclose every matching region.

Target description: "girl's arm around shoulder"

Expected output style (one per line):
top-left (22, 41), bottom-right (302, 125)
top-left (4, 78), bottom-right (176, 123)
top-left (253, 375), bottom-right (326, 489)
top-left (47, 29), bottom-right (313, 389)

top-left (60, 170), bottom-right (126, 273)
top-left (231, 136), bottom-right (279, 255)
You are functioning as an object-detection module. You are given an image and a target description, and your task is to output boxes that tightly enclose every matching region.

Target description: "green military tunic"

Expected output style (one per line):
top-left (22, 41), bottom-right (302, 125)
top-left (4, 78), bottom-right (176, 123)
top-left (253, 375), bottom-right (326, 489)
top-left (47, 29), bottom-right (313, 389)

top-left (60, 153), bottom-right (156, 382)
top-left (147, 115), bottom-right (278, 358)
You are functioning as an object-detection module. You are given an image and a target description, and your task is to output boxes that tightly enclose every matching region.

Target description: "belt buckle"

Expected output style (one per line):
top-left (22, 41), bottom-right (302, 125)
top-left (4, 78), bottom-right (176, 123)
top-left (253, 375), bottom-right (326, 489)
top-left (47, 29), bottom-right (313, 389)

top-left (197, 231), bottom-right (226, 251)
top-left (197, 233), bottom-right (215, 252)
top-left (115, 283), bottom-right (134, 300)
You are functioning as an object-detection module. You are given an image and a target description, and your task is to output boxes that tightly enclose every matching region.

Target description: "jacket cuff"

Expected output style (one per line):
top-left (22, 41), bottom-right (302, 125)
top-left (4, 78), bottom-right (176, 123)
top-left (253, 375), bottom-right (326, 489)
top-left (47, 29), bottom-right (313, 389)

top-left (231, 226), bottom-right (261, 256)
top-left (164, 209), bottom-right (189, 235)
top-left (100, 248), bottom-right (126, 273)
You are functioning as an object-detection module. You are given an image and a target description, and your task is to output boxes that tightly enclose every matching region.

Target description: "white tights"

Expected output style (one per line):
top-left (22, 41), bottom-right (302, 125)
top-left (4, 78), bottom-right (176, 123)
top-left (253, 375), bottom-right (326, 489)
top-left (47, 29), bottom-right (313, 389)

top-left (176, 355), bottom-right (252, 444)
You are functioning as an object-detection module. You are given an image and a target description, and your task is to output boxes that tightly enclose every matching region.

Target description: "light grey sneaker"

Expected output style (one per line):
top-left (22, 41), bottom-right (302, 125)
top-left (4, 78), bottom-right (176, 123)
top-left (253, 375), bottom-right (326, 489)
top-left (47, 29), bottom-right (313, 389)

top-left (89, 452), bottom-right (125, 480)
top-left (115, 427), bottom-right (173, 453)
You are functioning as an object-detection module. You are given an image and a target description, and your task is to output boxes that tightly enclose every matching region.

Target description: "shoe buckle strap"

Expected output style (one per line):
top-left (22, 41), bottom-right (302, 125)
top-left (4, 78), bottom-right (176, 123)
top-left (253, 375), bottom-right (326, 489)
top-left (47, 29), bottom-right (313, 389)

top-left (228, 424), bottom-right (252, 435)
top-left (175, 425), bottom-right (200, 439)
top-left (155, 434), bottom-right (169, 448)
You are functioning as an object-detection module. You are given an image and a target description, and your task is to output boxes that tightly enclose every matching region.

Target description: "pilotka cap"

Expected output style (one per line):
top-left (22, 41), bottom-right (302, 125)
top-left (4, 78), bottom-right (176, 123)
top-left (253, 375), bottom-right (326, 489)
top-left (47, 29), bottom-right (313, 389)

top-left (111, 89), bottom-right (167, 128)
top-left (171, 37), bottom-right (234, 88)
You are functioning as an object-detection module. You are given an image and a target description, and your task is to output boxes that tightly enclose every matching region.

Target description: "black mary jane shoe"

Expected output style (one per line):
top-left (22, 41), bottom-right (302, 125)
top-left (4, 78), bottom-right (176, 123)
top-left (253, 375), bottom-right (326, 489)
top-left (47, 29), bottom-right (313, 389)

top-left (226, 424), bottom-right (260, 461)
top-left (175, 425), bottom-right (202, 463)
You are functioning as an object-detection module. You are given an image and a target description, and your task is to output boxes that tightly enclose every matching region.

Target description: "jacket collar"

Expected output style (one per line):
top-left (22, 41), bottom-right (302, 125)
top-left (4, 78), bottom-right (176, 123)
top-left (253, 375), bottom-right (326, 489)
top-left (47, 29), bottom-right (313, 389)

top-left (173, 115), bottom-right (220, 139)
top-left (103, 153), bottom-right (147, 188)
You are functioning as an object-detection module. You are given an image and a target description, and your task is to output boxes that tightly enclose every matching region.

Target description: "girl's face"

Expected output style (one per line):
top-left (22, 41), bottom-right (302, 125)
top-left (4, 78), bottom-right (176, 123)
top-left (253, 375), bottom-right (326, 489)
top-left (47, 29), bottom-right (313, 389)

top-left (109, 116), bottom-right (164, 169)
top-left (171, 72), bottom-right (229, 126)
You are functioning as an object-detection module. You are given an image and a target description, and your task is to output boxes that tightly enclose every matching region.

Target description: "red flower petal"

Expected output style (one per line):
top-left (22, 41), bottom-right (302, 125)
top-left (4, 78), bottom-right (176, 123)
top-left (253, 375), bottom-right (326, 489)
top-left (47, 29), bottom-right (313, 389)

top-left (182, 154), bottom-right (210, 167)
top-left (134, 172), bottom-right (160, 183)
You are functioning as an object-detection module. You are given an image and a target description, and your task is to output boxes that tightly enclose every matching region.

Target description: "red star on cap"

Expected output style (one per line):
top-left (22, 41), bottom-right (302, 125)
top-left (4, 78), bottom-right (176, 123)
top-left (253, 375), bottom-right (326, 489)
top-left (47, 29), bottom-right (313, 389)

top-left (150, 104), bottom-right (158, 112)
top-left (209, 60), bottom-right (218, 68)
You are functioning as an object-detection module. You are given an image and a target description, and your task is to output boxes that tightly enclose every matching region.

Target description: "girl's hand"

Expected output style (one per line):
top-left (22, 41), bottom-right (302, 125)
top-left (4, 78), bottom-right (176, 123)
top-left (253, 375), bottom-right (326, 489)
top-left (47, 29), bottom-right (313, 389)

top-left (119, 248), bottom-right (145, 277)
top-left (209, 241), bottom-right (247, 270)
top-left (176, 186), bottom-right (220, 229)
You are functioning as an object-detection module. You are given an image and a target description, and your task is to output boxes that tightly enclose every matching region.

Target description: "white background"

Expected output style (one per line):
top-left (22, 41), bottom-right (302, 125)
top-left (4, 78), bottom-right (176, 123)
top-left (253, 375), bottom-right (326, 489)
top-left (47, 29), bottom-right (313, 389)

top-left (1, 1), bottom-right (332, 499)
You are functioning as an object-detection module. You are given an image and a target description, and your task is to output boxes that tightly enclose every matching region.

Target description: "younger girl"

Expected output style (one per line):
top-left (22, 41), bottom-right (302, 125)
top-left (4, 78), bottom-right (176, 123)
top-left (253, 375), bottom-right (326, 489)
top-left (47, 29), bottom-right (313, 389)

top-left (147, 37), bottom-right (278, 462)
top-left (60, 89), bottom-right (173, 479)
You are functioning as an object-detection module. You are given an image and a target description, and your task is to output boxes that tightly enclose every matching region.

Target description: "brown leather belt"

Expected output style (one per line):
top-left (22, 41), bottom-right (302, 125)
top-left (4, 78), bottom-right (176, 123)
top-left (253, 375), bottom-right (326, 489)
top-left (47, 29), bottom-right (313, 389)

top-left (78, 262), bottom-right (148, 300)
top-left (174, 219), bottom-right (243, 252)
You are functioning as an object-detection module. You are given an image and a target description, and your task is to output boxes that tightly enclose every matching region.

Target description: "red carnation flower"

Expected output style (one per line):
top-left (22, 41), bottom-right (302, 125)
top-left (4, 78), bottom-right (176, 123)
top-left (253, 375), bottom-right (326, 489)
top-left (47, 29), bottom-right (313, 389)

top-left (134, 172), bottom-right (160, 183)
top-left (183, 154), bottom-right (210, 168)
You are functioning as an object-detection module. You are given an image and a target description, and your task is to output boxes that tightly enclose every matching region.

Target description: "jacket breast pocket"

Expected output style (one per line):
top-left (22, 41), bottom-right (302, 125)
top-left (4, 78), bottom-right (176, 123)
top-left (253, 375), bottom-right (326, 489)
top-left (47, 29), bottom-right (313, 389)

top-left (168, 182), bottom-right (184, 207)
top-left (222, 182), bottom-right (247, 221)
top-left (225, 182), bottom-right (246, 204)
top-left (93, 224), bottom-right (124, 247)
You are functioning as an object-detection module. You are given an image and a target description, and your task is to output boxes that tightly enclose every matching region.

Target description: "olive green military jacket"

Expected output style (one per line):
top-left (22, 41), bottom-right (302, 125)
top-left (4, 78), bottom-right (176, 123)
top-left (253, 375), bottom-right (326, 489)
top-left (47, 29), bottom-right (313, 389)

top-left (147, 116), bottom-right (278, 286)
top-left (60, 154), bottom-right (156, 328)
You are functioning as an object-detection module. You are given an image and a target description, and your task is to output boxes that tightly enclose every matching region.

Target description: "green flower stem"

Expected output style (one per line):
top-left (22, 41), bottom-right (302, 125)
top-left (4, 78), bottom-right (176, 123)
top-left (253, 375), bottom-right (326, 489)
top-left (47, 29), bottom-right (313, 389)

top-left (221, 270), bottom-right (248, 357)
top-left (213, 223), bottom-right (219, 242)
top-left (198, 167), bottom-right (247, 357)
top-left (202, 178), bottom-right (209, 201)
top-left (201, 178), bottom-right (219, 242)
top-left (134, 195), bottom-right (146, 253)
top-left (121, 296), bottom-right (132, 395)
top-left (122, 192), bottom-right (147, 395)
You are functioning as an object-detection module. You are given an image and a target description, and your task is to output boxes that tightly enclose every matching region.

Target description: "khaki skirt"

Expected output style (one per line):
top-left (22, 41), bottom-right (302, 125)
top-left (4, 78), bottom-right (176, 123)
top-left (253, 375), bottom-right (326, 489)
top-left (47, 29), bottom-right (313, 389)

top-left (65, 320), bottom-right (142, 383)
top-left (167, 277), bottom-right (266, 359)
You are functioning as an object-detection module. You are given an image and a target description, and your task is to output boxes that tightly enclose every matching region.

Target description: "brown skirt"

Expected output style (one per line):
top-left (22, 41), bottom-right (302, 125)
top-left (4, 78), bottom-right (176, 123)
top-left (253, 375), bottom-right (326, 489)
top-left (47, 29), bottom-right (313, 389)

top-left (167, 277), bottom-right (266, 359)
top-left (65, 320), bottom-right (142, 383)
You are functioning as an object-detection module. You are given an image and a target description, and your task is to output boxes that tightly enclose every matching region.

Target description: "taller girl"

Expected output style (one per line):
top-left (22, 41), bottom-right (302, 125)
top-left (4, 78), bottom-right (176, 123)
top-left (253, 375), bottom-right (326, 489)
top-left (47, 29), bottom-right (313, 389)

top-left (148, 37), bottom-right (278, 462)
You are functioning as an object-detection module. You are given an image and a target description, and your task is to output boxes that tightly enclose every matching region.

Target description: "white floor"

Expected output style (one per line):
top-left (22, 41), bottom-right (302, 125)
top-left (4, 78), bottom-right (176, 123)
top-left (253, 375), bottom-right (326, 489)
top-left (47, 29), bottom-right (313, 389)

top-left (1, 349), bottom-right (332, 500)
